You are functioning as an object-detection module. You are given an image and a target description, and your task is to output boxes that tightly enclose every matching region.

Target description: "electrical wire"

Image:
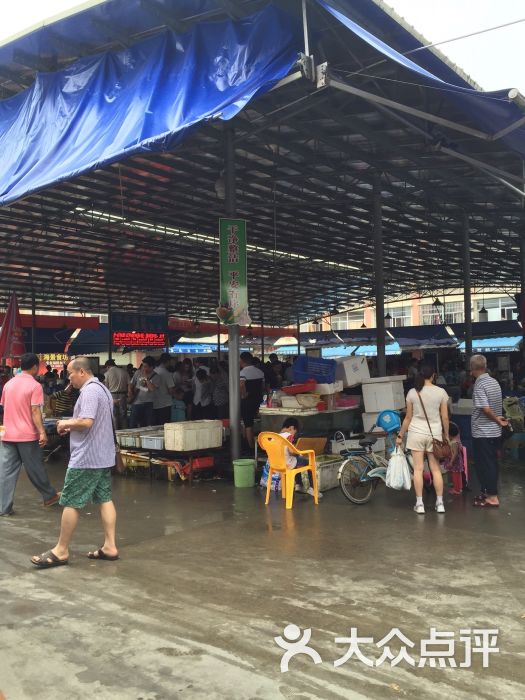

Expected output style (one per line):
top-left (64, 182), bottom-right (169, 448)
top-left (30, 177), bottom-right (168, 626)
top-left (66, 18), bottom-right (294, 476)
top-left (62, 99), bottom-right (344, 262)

top-left (333, 12), bottom-right (525, 93)
top-left (330, 69), bottom-right (511, 102)
top-left (406, 17), bottom-right (525, 54)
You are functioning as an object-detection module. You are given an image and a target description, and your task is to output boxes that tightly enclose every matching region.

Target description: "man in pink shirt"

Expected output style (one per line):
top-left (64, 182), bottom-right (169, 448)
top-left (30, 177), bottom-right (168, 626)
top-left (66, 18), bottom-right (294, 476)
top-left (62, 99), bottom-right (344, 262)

top-left (0, 353), bottom-right (60, 516)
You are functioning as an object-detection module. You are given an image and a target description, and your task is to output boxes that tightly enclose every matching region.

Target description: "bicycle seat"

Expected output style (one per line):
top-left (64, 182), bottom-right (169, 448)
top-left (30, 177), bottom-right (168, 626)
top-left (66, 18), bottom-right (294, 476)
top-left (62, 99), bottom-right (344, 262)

top-left (359, 435), bottom-right (377, 448)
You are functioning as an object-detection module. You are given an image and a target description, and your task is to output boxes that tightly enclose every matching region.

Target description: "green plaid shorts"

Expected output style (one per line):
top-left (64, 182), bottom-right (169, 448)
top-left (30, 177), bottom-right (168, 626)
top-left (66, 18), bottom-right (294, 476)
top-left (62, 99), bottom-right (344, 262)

top-left (59, 467), bottom-right (113, 509)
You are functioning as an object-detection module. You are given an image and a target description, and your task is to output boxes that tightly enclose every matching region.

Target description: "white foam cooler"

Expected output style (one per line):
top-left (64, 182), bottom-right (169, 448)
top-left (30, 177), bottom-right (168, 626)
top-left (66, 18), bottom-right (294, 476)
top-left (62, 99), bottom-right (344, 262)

top-left (335, 357), bottom-right (370, 387)
top-left (362, 376), bottom-right (406, 412)
top-left (164, 420), bottom-right (223, 451)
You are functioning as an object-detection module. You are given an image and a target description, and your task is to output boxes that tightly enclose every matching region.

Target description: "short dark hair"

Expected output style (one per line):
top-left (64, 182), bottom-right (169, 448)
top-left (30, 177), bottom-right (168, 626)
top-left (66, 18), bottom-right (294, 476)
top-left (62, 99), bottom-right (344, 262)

top-left (159, 352), bottom-right (170, 363)
top-left (240, 351), bottom-right (253, 364)
top-left (69, 356), bottom-right (94, 374)
top-left (21, 353), bottom-right (40, 371)
top-left (196, 368), bottom-right (208, 381)
top-left (104, 359), bottom-right (116, 367)
top-left (142, 356), bottom-right (156, 368)
top-left (281, 417), bottom-right (300, 431)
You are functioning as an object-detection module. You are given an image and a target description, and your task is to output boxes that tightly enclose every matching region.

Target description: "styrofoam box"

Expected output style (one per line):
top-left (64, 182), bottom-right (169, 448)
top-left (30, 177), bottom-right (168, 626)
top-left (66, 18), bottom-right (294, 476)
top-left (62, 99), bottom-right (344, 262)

top-left (281, 395), bottom-right (301, 408)
top-left (315, 380), bottom-right (343, 395)
top-left (298, 455), bottom-right (343, 492)
top-left (335, 357), bottom-right (370, 388)
top-left (362, 376), bottom-right (406, 412)
top-left (164, 420), bottom-right (223, 451)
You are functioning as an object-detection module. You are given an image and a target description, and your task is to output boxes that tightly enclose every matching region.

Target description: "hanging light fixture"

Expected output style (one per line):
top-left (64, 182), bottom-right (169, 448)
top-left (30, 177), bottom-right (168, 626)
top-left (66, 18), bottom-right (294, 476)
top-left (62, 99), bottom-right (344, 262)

top-left (432, 297), bottom-right (443, 307)
top-left (478, 305), bottom-right (488, 322)
top-left (384, 312), bottom-right (392, 328)
top-left (360, 322), bottom-right (367, 329)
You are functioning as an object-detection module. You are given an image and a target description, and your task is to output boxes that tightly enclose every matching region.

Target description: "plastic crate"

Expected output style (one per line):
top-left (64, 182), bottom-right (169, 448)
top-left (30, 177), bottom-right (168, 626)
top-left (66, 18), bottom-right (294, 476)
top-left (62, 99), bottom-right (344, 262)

top-left (140, 433), bottom-right (165, 450)
top-left (164, 420), bottom-right (223, 451)
top-left (191, 456), bottom-right (214, 469)
top-left (282, 379), bottom-right (317, 395)
top-left (292, 356), bottom-right (336, 384)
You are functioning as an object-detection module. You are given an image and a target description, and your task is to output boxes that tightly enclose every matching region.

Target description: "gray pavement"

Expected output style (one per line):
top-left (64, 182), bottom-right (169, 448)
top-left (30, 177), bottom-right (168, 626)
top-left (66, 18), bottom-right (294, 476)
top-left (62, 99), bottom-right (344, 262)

top-left (1, 457), bottom-right (525, 700)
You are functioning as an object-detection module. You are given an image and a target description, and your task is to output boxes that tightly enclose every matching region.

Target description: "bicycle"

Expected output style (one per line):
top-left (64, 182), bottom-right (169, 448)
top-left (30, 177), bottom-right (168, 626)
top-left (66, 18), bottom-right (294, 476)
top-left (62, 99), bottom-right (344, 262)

top-left (337, 432), bottom-right (393, 505)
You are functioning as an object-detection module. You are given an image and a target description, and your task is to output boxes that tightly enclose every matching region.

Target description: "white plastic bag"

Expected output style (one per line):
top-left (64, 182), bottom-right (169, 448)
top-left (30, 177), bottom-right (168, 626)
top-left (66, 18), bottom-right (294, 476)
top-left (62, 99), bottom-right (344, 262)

top-left (386, 447), bottom-right (411, 490)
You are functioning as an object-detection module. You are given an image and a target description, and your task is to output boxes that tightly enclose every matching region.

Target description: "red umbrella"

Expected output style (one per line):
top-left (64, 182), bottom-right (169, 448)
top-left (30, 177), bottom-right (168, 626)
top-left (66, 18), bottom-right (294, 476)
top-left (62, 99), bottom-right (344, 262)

top-left (0, 292), bottom-right (26, 365)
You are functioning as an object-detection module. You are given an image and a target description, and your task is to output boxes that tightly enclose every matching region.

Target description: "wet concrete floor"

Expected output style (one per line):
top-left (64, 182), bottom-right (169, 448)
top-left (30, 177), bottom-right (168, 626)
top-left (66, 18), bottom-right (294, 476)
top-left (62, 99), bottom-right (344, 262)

top-left (1, 457), bottom-right (525, 700)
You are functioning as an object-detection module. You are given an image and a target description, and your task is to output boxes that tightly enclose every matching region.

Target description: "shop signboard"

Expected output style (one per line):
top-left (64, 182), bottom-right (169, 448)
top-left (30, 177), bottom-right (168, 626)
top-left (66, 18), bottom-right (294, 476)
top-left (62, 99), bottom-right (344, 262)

top-left (217, 218), bottom-right (251, 326)
top-left (38, 353), bottom-right (69, 362)
top-left (112, 331), bottom-right (166, 347)
top-left (111, 312), bottom-right (165, 333)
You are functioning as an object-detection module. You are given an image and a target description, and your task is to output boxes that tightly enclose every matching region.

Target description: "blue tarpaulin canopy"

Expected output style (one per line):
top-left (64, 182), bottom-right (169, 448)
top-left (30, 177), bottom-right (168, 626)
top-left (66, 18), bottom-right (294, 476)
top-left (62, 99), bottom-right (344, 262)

top-left (1, 0), bottom-right (525, 206)
top-left (0, 4), bottom-right (300, 205)
top-left (0, 0), bottom-right (523, 322)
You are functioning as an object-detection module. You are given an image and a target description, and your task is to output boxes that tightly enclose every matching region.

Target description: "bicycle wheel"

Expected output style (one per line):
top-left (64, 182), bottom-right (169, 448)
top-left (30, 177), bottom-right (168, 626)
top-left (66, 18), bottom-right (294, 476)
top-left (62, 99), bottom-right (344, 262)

top-left (339, 456), bottom-right (374, 504)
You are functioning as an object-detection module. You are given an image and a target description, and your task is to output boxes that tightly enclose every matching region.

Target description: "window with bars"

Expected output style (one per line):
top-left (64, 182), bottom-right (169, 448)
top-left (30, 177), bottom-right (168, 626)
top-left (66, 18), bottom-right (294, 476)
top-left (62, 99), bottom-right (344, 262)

top-left (476, 297), bottom-right (517, 321)
top-left (331, 311), bottom-right (365, 330)
top-left (384, 306), bottom-right (411, 327)
top-left (420, 302), bottom-right (464, 325)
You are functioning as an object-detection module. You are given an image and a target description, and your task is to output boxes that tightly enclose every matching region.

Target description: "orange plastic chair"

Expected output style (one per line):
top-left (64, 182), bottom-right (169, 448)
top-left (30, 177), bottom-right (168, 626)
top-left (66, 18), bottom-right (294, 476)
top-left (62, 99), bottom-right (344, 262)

top-left (257, 431), bottom-right (319, 509)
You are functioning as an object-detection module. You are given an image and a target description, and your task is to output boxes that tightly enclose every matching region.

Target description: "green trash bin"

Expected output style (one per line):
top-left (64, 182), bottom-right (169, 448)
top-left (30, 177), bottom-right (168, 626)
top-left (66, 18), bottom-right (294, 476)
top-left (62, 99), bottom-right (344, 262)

top-left (233, 459), bottom-right (256, 488)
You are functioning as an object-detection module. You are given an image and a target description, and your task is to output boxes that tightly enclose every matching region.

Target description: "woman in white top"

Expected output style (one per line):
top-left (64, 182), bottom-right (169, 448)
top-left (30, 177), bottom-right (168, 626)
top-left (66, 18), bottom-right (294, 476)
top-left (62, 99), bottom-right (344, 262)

top-left (396, 365), bottom-right (449, 515)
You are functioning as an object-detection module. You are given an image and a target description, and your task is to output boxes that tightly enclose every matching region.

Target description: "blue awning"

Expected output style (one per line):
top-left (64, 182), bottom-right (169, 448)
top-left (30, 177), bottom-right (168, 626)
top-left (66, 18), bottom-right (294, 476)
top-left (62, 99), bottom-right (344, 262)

top-left (21, 327), bottom-right (72, 353)
top-left (390, 325), bottom-right (458, 350)
top-left (458, 336), bottom-right (522, 353)
top-left (322, 342), bottom-right (401, 358)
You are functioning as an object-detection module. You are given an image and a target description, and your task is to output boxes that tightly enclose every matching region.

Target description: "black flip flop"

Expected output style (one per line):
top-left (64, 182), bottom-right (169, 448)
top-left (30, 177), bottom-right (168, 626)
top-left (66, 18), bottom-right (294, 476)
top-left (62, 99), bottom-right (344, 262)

top-left (31, 549), bottom-right (69, 569)
top-left (87, 548), bottom-right (119, 561)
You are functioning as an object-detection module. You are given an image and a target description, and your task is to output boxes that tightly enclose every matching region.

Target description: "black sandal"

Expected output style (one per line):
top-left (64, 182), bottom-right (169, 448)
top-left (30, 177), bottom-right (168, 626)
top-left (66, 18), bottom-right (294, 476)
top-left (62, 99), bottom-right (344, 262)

top-left (31, 549), bottom-right (69, 569)
top-left (87, 548), bottom-right (119, 561)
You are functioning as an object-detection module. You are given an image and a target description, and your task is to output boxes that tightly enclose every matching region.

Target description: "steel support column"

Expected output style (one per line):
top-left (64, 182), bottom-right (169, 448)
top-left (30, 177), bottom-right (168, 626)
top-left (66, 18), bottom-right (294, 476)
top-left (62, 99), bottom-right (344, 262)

top-left (107, 297), bottom-right (113, 361)
top-left (260, 318), bottom-right (265, 363)
top-left (518, 233), bottom-right (525, 360)
top-left (373, 173), bottom-right (386, 376)
top-left (462, 213), bottom-right (473, 359)
top-left (297, 316), bottom-right (301, 357)
top-left (225, 124), bottom-right (241, 461)
top-left (31, 289), bottom-right (36, 354)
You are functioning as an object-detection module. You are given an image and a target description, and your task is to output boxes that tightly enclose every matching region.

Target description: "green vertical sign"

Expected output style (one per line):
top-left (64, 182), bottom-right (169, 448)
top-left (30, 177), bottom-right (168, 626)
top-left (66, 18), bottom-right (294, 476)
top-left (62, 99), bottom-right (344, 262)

top-left (217, 218), bottom-right (251, 326)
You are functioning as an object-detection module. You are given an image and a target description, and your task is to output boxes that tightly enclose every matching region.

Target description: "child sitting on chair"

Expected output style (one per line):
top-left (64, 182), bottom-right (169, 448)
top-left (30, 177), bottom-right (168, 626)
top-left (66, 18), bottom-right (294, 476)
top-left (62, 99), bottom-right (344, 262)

top-left (280, 417), bottom-right (321, 499)
top-left (442, 421), bottom-right (466, 495)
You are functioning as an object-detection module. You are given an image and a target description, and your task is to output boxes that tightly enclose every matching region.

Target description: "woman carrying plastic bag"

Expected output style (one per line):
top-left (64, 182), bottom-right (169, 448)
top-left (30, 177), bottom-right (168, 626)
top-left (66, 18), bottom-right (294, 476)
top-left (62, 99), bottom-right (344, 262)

top-left (386, 448), bottom-right (411, 490)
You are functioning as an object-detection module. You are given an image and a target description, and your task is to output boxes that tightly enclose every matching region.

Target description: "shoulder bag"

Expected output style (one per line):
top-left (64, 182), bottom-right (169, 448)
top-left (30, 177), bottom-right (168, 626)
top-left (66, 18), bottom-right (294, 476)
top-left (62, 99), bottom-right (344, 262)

top-left (92, 382), bottom-right (125, 474)
top-left (416, 391), bottom-right (452, 461)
